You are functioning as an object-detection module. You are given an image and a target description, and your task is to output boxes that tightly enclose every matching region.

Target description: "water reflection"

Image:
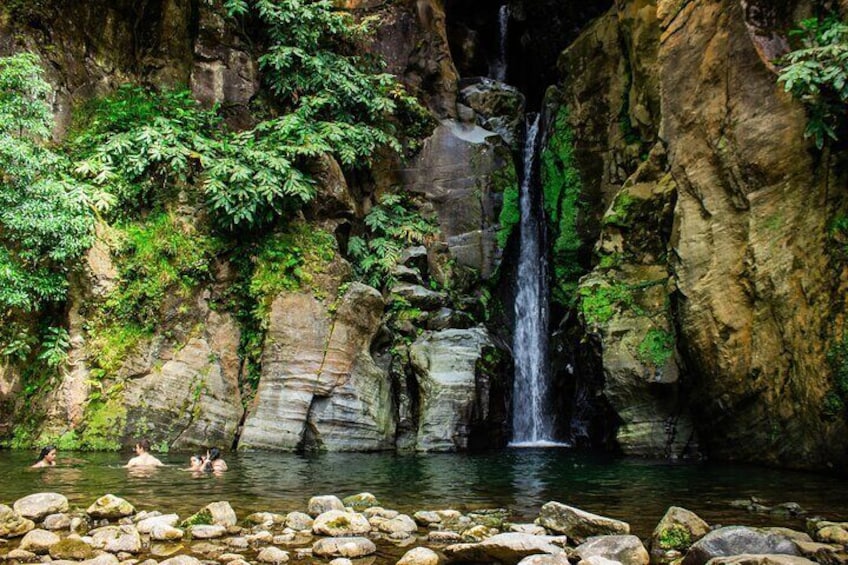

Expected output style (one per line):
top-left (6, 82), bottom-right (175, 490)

top-left (0, 449), bottom-right (845, 538)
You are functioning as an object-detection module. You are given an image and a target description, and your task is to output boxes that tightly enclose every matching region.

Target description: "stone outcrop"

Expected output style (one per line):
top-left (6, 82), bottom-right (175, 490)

top-left (409, 327), bottom-right (494, 451)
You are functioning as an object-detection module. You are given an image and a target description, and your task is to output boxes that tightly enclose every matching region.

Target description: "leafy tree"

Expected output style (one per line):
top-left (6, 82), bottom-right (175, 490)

top-left (0, 53), bottom-right (94, 318)
top-left (777, 15), bottom-right (848, 149)
top-left (348, 194), bottom-right (436, 288)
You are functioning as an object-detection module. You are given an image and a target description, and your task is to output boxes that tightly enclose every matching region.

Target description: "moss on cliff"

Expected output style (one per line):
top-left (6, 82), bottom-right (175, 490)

top-left (540, 107), bottom-right (584, 306)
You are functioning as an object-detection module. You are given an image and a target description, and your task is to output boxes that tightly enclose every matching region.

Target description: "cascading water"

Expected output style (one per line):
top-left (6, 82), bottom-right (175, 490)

top-left (510, 115), bottom-right (559, 447)
top-left (489, 4), bottom-right (509, 82)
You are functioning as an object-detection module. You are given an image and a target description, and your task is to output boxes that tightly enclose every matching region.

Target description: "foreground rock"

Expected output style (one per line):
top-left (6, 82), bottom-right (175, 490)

top-left (313, 537), bottom-right (377, 558)
top-left (538, 502), bottom-right (630, 542)
top-left (87, 495), bottom-right (135, 519)
top-left (651, 506), bottom-right (710, 563)
top-left (13, 493), bottom-right (69, 520)
top-left (257, 547), bottom-right (290, 563)
top-left (206, 501), bottom-right (238, 527)
top-left (575, 535), bottom-right (649, 565)
top-left (50, 538), bottom-right (95, 560)
top-left (312, 510), bottom-right (371, 536)
top-left (704, 556), bottom-right (817, 565)
top-left (682, 527), bottom-right (800, 565)
top-left (0, 504), bottom-right (35, 537)
top-left (476, 533), bottom-right (564, 564)
top-left (90, 525), bottom-right (142, 553)
top-left (398, 547), bottom-right (440, 565)
top-left (19, 528), bottom-right (61, 554)
top-left (308, 496), bottom-right (345, 517)
top-left (137, 514), bottom-right (180, 534)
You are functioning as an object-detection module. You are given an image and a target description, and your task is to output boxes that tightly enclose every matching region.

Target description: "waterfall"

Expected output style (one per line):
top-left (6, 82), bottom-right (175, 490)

top-left (490, 4), bottom-right (509, 82)
top-left (510, 115), bottom-right (559, 447)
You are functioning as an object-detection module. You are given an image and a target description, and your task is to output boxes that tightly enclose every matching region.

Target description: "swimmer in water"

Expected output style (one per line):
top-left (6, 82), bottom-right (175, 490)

top-left (125, 439), bottom-right (164, 468)
top-left (31, 445), bottom-right (57, 468)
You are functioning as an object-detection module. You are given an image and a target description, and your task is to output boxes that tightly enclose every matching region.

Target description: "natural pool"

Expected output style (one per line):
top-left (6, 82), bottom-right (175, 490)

top-left (1, 449), bottom-right (846, 537)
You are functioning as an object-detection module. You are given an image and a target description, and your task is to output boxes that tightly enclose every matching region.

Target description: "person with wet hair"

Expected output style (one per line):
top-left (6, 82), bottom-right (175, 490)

top-left (203, 447), bottom-right (228, 472)
top-left (183, 454), bottom-right (204, 471)
top-left (125, 438), bottom-right (164, 468)
top-left (31, 445), bottom-right (57, 468)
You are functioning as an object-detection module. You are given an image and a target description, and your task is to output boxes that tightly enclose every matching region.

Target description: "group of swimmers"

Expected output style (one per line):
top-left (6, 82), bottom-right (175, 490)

top-left (31, 439), bottom-right (228, 473)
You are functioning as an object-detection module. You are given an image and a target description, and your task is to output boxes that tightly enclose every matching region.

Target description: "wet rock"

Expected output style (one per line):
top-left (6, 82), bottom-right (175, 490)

top-left (87, 496), bottom-right (135, 520)
top-left (6, 548), bottom-right (37, 561)
top-left (150, 524), bottom-right (184, 541)
top-left (409, 327), bottom-right (493, 451)
top-left (682, 527), bottom-right (800, 565)
top-left (459, 79), bottom-right (526, 149)
top-left (390, 284), bottom-right (447, 311)
top-left (518, 555), bottom-right (573, 565)
top-left (50, 538), bottom-right (95, 560)
top-left (704, 556), bottom-right (817, 565)
top-left (651, 506), bottom-right (710, 562)
top-left (364, 508), bottom-right (398, 520)
top-left (463, 525), bottom-right (498, 542)
top-left (14, 494), bottom-right (69, 520)
top-left (414, 511), bottom-right (441, 526)
top-left (205, 502), bottom-right (237, 528)
top-left (0, 505), bottom-right (35, 537)
top-left (398, 547), bottom-right (440, 565)
top-left (137, 515), bottom-right (180, 534)
top-left (329, 559), bottom-right (353, 565)
top-left (43, 514), bottom-right (73, 531)
top-left (257, 547), bottom-right (289, 564)
top-left (509, 524), bottom-right (548, 536)
top-left (245, 513), bottom-right (285, 527)
top-left (793, 540), bottom-right (847, 564)
top-left (476, 533), bottom-right (565, 564)
top-left (82, 554), bottom-right (120, 565)
top-left (538, 502), bottom-right (630, 543)
top-left (220, 553), bottom-right (245, 562)
top-left (579, 557), bottom-right (624, 565)
top-left (816, 526), bottom-right (848, 545)
top-left (377, 515), bottom-right (418, 536)
top-left (90, 525), bottom-right (142, 554)
top-left (19, 529), bottom-right (61, 554)
top-left (342, 493), bottom-right (379, 511)
top-left (190, 542), bottom-right (222, 557)
top-left (244, 531), bottom-right (272, 545)
top-left (312, 511), bottom-right (371, 536)
top-left (312, 537), bottom-right (377, 558)
top-left (285, 512), bottom-right (314, 531)
top-left (188, 525), bottom-right (226, 539)
top-left (429, 531), bottom-right (463, 544)
top-left (576, 535), bottom-right (649, 565)
top-left (160, 556), bottom-right (204, 565)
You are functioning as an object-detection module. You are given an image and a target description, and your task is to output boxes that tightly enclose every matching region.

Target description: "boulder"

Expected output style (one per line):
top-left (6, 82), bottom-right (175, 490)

top-left (429, 531), bottom-right (463, 544)
top-left (205, 502), bottom-right (237, 527)
top-left (409, 327), bottom-right (493, 451)
top-left (575, 535), bottom-right (649, 565)
top-left (150, 524), bottom-right (184, 541)
top-left (538, 502), bottom-right (630, 543)
top-left (50, 538), bottom-right (95, 560)
top-left (188, 524), bottom-right (226, 539)
top-left (651, 506), bottom-right (710, 562)
top-left (342, 493), bottom-right (379, 511)
top-left (580, 558), bottom-right (624, 565)
top-left (87, 495), bottom-right (135, 520)
top-left (137, 514), bottom-right (180, 534)
top-left (257, 547), bottom-right (290, 564)
top-left (330, 559), bottom-right (354, 565)
top-left (510, 524), bottom-right (548, 536)
top-left (377, 515), bottom-right (418, 536)
top-left (14, 493), bottom-right (69, 520)
top-left (476, 533), bottom-right (565, 564)
top-left (519, 555), bottom-right (573, 565)
top-left (682, 527), bottom-right (801, 565)
top-left (704, 556), bottom-right (817, 565)
top-left (390, 283), bottom-right (447, 311)
top-left (19, 528), bottom-right (61, 554)
top-left (414, 511), bottom-right (442, 526)
top-left (245, 512), bottom-right (286, 527)
top-left (90, 525), bottom-right (142, 554)
top-left (5, 548), bottom-right (37, 561)
top-left (43, 513), bottom-right (73, 530)
top-left (0, 504), bottom-right (35, 537)
top-left (286, 512), bottom-right (314, 531)
top-left (398, 547), bottom-right (440, 565)
top-left (160, 556), bottom-right (204, 565)
top-left (459, 79), bottom-right (526, 149)
top-left (312, 510), bottom-right (371, 536)
top-left (816, 526), bottom-right (848, 545)
top-left (313, 537), bottom-right (377, 558)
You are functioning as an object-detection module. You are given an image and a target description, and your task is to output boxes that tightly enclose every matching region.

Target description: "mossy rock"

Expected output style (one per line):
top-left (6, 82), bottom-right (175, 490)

top-left (180, 509), bottom-right (212, 528)
top-left (342, 493), bottom-right (379, 511)
top-left (49, 538), bottom-right (94, 560)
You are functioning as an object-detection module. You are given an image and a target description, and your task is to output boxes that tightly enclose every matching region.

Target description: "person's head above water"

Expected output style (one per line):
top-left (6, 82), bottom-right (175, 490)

top-left (34, 445), bottom-right (57, 466)
top-left (207, 447), bottom-right (221, 461)
top-left (135, 439), bottom-right (151, 454)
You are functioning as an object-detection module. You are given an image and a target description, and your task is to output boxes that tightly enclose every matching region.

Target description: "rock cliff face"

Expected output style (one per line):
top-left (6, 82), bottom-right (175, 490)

top-left (549, 0), bottom-right (848, 467)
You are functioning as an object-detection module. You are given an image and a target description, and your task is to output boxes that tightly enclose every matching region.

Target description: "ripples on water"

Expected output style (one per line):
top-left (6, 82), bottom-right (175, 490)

top-left (1, 449), bottom-right (846, 537)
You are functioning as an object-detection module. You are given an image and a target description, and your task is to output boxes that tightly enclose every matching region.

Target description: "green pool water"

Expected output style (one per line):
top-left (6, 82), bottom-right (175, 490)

top-left (1, 449), bottom-right (845, 537)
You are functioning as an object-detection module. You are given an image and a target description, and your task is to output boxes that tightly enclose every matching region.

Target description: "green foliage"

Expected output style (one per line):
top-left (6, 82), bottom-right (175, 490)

top-left (777, 15), bottom-right (848, 149)
top-left (657, 525), bottom-right (692, 550)
top-left (604, 192), bottom-right (636, 227)
top-left (825, 333), bottom-right (848, 418)
top-left (348, 193), bottom-right (436, 288)
top-left (0, 53), bottom-right (94, 318)
top-left (248, 224), bottom-right (338, 321)
top-left (541, 107), bottom-right (584, 306)
top-left (578, 282), bottom-right (634, 326)
top-left (104, 212), bottom-right (221, 330)
top-left (181, 509), bottom-right (213, 528)
top-left (79, 396), bottom-right (126, 451)
top-left (37, 326), bottom-right (71, 367)
top-left (638, 328), bottom-right (675, 367)
top-left (88, 323), bottom-right (151, 377)
top-left (495, 160), bottom-right (519, 248)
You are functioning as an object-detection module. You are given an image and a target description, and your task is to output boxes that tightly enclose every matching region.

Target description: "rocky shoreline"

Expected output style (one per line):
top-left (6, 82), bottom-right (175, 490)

top-left (1, 492), bottom-right (846, 565)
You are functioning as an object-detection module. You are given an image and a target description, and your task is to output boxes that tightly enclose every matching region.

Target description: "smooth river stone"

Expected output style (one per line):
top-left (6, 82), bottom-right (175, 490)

top-left (87, 495), bottom-right (136, 520)
top-left (313, 537), bottom-right (377, 558)
top-left (189, 524), bottom-right (227, 539)
top-left (14, 493), bottom-right (69, 520)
